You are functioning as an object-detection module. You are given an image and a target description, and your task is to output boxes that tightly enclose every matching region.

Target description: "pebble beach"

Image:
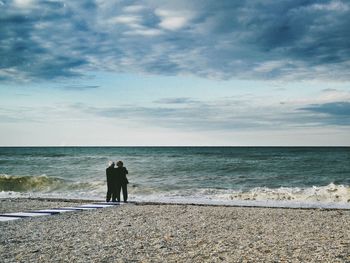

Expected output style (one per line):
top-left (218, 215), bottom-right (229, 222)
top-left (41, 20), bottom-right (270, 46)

top-left (1, 198), bottom-right (350, 262)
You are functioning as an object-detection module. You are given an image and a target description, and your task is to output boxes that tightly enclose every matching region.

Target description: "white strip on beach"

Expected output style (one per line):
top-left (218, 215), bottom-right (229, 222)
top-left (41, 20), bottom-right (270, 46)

top-left (58, 206), bottom-right (99, 210)
top-left (79, 204), bottom-right (114, 208)
top-left (32, 209), bottom-right (79, 213)
top-left (0, 202), bottom-right (128, 222)
top-left (1, 212), bottom-right (53, 217)
top-left (0, 216), bottom-right (22, 222)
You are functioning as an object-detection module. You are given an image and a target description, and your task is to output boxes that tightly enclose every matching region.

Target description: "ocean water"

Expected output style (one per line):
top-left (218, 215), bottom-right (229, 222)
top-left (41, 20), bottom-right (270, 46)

top-left (0, 147), bottom-right (349, 209)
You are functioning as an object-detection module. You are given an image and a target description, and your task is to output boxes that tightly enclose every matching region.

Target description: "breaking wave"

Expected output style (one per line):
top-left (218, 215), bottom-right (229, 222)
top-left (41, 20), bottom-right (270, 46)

top-left (227, 183), bottom-right (350, 203)
top-left (0, 174), bottom-right (102, 192)
top-left (1, 173), bottom-right (349, 208)
top-left (131, 183), bottom-right (350, 209)
top-left (0, 174), bottom-right (66, 192)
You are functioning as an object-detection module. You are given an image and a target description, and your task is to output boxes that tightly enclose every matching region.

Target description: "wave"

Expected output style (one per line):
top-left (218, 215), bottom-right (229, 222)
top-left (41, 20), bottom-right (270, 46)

top-left (37, 153), bottom-right (68, 158)
top-left (225, 183), bottom-right (350, 203)
top-left (0, 152), bottom-right (68, 158)
top-left (1, 174), bottom-right (349, 208)
top-left (0, 174), bottom-right (67, 192)
top-left (130, 183), bottom-right (350, 209)
top-left (0, 174), bottom-right (103, 192)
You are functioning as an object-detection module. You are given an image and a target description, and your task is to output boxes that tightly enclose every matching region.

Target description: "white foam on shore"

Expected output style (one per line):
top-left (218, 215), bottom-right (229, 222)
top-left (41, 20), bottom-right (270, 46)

top-left (241, 183), bottom-right (350, 203)
top-left (1, 183), bottom-right (349, 209)
top-left (130, 183), bottom-right (350, 209)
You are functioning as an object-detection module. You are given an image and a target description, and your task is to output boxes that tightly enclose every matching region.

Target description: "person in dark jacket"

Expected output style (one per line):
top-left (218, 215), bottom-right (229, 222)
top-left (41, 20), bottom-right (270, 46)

top-left (106, 162), bottom-right (117, 202)
top-left (115, 160), bottom-right (129, 202)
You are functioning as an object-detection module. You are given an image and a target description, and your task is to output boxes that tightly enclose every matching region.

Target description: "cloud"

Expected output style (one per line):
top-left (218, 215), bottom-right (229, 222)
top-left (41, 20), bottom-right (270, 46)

top-left (298, 101), bottom-right (350, 126)
top-left (0, 114), bottom-right (24, 123)
top-left (56, 85), bottom-right (100, 91)
top-left (299, 101), bottom-right (350, 116)
top-left (155, 9), bottom-right (192, 30)
top-left (0, 0), bottom-right (87, 81)
top-left (1, 0), bottom-right (350, 82)
top-left (13, 0), bottom-right (34, 8)
top-left (153, 97), bottom-right (198, 104)
top-left (1, 96), bottom-right (350, 129)
top-left (66, 98), bottom-right (350, 131)
top-left (123, 5), bottom-right (145, 13)
top-left (322, 88), bottom-right (338, 92)
top-left (158, 16), bottom-right (188, 30)
top-left (311, 1), bottom-right (349, 11)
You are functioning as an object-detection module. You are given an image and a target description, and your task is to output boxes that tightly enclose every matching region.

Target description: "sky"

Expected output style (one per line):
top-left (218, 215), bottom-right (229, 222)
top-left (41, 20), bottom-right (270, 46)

top-left (0, 0), bottom-right (350, 146)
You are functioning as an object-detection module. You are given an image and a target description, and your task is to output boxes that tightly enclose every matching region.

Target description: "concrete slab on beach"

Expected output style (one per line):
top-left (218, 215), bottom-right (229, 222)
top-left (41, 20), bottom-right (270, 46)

top-left (0, 216), bottom-right (21, 222)
top-left (0, 212), bottom-right (53, 217)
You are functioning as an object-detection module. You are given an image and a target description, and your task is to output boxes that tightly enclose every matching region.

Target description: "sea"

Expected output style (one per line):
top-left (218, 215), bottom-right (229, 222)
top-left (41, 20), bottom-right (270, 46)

top-left (0, 147), bottom-right (349, 209)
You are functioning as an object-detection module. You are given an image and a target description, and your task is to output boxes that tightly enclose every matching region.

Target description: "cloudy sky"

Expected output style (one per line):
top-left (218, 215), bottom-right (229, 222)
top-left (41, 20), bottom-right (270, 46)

top-left (1, 0), bottom-right (350, 146)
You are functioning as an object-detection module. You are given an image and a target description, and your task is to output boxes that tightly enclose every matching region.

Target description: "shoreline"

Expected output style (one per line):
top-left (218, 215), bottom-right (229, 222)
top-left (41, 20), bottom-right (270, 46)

top-left (1, 196), bottom-right (350, 211)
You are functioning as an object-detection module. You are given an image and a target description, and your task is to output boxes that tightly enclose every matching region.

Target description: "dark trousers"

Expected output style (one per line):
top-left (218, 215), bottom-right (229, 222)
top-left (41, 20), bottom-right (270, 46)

top-left (116, 183), bottom-right (128, 202)
top-left (106, 183), bottom-right (117, 202)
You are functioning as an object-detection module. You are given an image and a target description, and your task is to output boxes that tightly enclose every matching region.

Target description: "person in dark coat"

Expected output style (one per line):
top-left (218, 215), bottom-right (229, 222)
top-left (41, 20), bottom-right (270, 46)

top-left (106, 162), bottom-right (117, 202)
top-left (115, 160), bottom-right (129, 202)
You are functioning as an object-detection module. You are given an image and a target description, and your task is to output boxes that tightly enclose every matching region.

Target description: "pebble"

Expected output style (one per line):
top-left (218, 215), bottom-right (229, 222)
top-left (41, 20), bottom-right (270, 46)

top-left (1, 199), bottom-right (350, 262)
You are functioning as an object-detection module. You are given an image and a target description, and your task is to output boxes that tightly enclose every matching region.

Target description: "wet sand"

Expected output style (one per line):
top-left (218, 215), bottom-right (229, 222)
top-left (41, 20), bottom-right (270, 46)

top-left (1, 198), bottom-right (350, 262)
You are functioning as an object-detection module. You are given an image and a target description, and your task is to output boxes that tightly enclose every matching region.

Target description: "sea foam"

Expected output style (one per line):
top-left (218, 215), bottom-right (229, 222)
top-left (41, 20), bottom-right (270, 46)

top-left (130, 183), bottom-right (350, 209)
top-left (1, 173), bottom-right (349, 209)
top-left (228, 183), bottom-right (350, 203)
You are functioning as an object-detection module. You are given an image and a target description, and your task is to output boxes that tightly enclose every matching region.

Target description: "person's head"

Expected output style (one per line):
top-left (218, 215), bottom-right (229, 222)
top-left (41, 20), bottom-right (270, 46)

top-left (116, 160), bottom-right (123, 167)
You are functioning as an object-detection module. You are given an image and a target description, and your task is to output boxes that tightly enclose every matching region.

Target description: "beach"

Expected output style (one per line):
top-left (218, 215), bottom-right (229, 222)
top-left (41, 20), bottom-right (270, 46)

top-left (1, 198), bottom-right (350, 262)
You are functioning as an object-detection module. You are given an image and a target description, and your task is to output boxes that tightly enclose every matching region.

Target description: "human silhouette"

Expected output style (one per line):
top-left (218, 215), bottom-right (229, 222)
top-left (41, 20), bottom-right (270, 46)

top-left (115, 160), bottom-right (129, 202)
top-left (106, 162), bottom-right (117, 202)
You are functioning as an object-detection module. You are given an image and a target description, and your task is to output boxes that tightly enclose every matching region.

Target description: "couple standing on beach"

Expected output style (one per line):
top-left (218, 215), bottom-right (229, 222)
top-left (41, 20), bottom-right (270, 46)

top-left (106, 161), bottom-right (129, 202)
